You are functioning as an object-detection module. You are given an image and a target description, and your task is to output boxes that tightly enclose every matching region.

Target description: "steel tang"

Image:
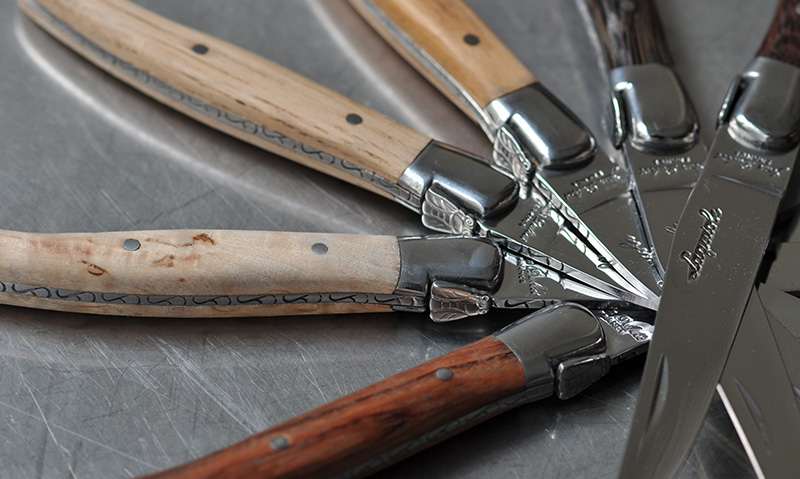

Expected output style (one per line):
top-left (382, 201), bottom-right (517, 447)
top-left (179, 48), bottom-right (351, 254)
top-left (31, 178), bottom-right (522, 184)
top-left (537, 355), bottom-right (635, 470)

top-left (620, 1), bottom-right (800, 476)
top-left (347, 0), bottom-right (662, 299)
top-left (581, 0), bottom-right (706, 278)
top-left (18, 0), bottom-right (655, 308)
top-left (132, 303), bottom-right (653, 479)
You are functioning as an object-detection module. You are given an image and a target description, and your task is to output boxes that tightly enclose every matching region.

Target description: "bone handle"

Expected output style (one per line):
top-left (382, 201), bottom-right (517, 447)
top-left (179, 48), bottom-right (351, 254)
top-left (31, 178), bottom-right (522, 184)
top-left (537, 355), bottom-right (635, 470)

top-left (0, 230), bottom-right (402, 317)
top-left (348, 0), bottom-right (536, 114)
top-left (20, 0), bottom-right (432, 200)
top-left (757, 0), bottom-right (800, 67)
top-left (581, 0), bottom-right (673, 69)
top-left (138, 336), bottom-right (528, 479)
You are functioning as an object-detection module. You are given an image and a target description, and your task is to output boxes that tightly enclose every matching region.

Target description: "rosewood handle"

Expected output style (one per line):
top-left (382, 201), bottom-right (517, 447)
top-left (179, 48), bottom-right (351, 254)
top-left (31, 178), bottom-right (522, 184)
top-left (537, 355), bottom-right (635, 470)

top-left (0, 230), bottom-right (402, 317)
top-left (348, 0), bottom-right (535, 113)
top-left (757, 0), bottom-right (800, 67)
top-left (582, 0), bottom-right (672, 68)
top-left (20, 0), bottom-right (431, 200)
top-left (139, 336), bottom-right (528, 479)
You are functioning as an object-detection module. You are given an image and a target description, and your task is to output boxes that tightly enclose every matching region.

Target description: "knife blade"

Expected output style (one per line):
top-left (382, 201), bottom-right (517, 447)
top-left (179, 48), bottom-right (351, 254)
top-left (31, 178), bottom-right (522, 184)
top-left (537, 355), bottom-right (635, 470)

top-left (347, 0), bottom-right (663, 298)
top-left (133, 303), bottom-right (653, 479)
top-left (18, 0), bottom-right (657, 308)
top-left (580, 0), bottom-right (707, 276)
top-left (619, 1), bottom-right (800, 476)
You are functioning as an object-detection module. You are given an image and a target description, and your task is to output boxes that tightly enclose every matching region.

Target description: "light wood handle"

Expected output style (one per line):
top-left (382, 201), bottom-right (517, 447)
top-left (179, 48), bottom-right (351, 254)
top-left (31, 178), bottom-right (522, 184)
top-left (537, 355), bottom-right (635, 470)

top-left (349, 0), bottom-right (536, 112)
top-left (20, 0), bottom-right (432, 199)
top-left (0, 230), bottom-right (402, 317)
top-left (139, 336), bottom-right (527, 479)
top-left (582, 0), bottom-right (673, 69)
top-left (757, 0), bottom-right (800, 67)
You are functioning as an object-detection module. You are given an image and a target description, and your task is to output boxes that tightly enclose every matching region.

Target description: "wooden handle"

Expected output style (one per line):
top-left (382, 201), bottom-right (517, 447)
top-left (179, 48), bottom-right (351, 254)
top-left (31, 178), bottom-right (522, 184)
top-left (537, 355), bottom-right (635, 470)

top-left (758, 0), bottom-right (800, 67)
top-left (582, 0), bottom-right (672, 69)
top-left (349, 0), bottom-right (536, 111)
top-left (139, 336), bottom-right (527, 479)
top-left (20, 0), bottom-right (432, 199)
top-left (0, 230), bottom-right (402, 317)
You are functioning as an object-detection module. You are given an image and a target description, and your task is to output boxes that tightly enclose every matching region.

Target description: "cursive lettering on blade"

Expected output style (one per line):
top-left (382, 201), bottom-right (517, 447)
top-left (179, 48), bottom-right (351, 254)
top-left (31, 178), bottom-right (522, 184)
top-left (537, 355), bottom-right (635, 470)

top-left (681, 208), bottom-right (722, 281)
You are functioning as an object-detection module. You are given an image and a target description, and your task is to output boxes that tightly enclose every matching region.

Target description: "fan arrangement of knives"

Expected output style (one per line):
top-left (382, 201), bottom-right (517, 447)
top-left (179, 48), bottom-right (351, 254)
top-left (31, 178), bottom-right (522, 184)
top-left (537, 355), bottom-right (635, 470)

top-left (5, 0), bottom-right (800, 477)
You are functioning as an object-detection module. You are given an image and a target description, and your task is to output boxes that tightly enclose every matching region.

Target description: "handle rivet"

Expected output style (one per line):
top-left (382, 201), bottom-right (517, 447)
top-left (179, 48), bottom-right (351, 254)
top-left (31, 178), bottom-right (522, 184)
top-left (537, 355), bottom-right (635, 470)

top-left (621, 1), bottom-right (637, 13)
top-left (269, 435), bottom-right (289, 450)
top-left (123, 239), bottom-right (141, 251)
top-left (463, 34), bottom-right (480, 46)
top-left (192, 44), bottom-right (209, 54)
top-left (311, 243), bottom-right (328, 255)
top-left (346, 113), bottom-right (363, 125)
top-left (435, 368), bottom-right (453, 381)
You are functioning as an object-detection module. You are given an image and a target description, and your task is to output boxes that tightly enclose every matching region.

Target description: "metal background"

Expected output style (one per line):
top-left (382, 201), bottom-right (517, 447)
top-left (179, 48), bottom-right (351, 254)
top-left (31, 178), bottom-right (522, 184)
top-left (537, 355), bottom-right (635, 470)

top-left (0, 0), bottom-right (773, 477)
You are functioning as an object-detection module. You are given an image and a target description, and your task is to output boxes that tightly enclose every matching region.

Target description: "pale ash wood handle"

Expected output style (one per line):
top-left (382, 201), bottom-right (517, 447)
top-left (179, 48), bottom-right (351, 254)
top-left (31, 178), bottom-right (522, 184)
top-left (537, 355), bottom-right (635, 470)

top-left (139, 336), bottom-right (527, 479)
top-left (0, 230), bottom-right (401, 317)
top-left (349, 0), bottom-right (536, 111)
top-left (20, 0), bottom-right (431, 198)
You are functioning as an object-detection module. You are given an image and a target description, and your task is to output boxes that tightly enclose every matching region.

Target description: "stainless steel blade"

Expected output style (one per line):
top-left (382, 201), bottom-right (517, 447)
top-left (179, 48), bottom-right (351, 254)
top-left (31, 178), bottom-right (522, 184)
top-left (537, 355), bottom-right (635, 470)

top-left (619, 55), bottom-right (800, 479)
top-left (718, 283), bottom-right (800, 479)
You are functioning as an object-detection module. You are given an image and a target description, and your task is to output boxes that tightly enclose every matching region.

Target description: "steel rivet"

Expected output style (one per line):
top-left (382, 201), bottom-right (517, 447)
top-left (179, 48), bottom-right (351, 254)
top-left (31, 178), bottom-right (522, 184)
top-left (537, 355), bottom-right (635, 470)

top-left (311, 243), bottom-right (328, 255)
top-left (192, 44), bottom-right (209, 54)
top-left (621, 1), bottom-right (637, 13)
top-left (346, 113), bottom-right (363, 125)
top-left (123, 239), bottom-right (141, 251)
top-left (435, 368), bottom-right (453, 381)
top-left (463, 34), bottom-right (480, 46)
top-left (269, 435), bottom-right (289, 450)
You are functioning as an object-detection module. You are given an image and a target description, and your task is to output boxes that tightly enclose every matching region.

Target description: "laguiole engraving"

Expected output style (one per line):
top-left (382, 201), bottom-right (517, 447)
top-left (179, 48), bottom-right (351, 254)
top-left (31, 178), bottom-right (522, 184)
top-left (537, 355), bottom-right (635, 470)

top-left (638, 156), bottom-right (702, 176)
top-left (564, 166), bottom-right (624, 199)
top-left (620, 235), bottom-right (657, 267)
top-left (680, 207), bottom-right (723, 281)
top-left (517, 259), bottom-right (547, 297)
top-left (519, 196), bottom-right (552, 241)
top-left (716, 150), bottom-right (791, 177)
top-left (596, 311), bottom-right (653, 342)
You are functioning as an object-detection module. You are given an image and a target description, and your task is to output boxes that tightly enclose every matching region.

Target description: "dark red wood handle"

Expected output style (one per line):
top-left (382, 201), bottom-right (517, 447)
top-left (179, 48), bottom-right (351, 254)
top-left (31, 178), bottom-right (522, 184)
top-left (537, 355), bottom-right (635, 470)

top-left (758, 0), bottom-right (800, 67)
top-left (583, 0), bottom-right (672, 68)
top-left (138, 336), bottom-right (527, 479)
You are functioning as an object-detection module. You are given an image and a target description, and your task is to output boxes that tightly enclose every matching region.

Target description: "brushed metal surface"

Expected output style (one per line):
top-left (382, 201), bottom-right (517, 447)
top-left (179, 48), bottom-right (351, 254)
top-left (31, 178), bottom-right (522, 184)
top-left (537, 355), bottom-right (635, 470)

top-left (0, 0), bottom-right (767, 477)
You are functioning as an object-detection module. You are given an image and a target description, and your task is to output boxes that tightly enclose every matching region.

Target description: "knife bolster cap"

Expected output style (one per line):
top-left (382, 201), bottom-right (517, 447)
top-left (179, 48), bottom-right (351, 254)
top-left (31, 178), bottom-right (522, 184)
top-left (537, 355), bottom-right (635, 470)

top-left (396, 236), bottom-right (503, 320)
top-left (610, 64), bottom-right (700, 153)
top-left (400, 141), bottom-right (518, 219)
top-left (485, 84), bottom-right (596, 177)
top-left (725, 57), bottom-right (800, 152)
top-left (494, 303), bottom-right (607, 391)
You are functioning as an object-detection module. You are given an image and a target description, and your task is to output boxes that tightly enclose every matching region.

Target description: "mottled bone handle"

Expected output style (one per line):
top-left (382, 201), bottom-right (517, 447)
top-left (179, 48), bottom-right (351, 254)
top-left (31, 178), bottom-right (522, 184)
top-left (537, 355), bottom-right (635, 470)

top-left (138, 336), bottom-right (527, 479)
top-left (757, 0), bottom-right (800, 67)
top-left (348, 0), bottom-right (536, 112)
top-left (0, 230), bottom-right (402, 317)
top-left (20, 0), bottom-right (432, 199)
top-left (582, 0), bottom-right (672, 69)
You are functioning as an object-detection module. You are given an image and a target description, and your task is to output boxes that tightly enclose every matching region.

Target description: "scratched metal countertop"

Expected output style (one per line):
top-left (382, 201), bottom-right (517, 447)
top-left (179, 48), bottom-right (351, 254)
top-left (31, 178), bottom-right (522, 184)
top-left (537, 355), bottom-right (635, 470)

top-left (0, 0), bottom-right (771, 477)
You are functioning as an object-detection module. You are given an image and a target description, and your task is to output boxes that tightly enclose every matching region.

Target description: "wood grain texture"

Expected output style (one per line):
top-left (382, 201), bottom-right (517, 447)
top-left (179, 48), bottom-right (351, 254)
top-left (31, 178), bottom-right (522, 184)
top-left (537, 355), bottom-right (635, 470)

top-left (758, 0), bottom-right (800, 67)
top-left (0, 230), bottom-right (401, 317)
top-left (22, 0), bottom-right (431, 190)
top-left (350, 0), bottom-right (536, 111)
top-left (582, 0), bottom-right (672, 69)
top-left (139, 336), bottom-right (528, 479)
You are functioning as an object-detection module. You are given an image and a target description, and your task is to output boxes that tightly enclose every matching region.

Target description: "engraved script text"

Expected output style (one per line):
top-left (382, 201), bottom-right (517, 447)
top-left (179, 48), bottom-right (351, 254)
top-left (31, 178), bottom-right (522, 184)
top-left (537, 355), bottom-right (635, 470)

top-left (681, 208), bottom-right (722, 281)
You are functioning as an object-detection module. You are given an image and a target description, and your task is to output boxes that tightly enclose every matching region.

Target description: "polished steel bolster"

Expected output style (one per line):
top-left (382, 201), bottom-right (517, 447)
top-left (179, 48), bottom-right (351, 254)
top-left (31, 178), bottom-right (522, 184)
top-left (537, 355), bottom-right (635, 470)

top-left (609, 63), bottom-right (700, 152)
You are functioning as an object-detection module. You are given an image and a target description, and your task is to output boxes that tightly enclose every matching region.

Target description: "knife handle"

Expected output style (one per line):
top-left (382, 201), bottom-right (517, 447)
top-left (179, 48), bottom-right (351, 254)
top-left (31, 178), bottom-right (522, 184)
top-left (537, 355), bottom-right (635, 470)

top-left (0, 229), bottom-right (404, 317)
top-left (581, 0), bottom-right (672, 69)
top-left (20, 0), bottom-right (431, 201)
top-left (348, 0), bottom-right (535, 113)
top-left (757, 0), bottom-right (800, 67)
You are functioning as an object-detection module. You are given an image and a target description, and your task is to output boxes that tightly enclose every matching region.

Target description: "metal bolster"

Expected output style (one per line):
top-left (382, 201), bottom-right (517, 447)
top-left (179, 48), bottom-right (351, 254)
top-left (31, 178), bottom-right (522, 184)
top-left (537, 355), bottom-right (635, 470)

top-left (494, 303), bottom-right (610, 399)
top-left (609, 63), bottom-right (700, 153)
top-left (722, 57), bottom-right (800, 152)
top-left (398, 141), bottom-right (518, 235)
top-left (484, 84), bottom-right (597, 178)
top-left (395, 236), bottom-right (503, 322)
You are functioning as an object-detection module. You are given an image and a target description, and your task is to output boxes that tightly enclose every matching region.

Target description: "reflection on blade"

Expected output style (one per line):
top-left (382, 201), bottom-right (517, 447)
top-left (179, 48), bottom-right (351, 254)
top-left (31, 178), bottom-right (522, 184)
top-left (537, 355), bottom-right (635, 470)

top-left (718, 284), bottom-right (800, 479)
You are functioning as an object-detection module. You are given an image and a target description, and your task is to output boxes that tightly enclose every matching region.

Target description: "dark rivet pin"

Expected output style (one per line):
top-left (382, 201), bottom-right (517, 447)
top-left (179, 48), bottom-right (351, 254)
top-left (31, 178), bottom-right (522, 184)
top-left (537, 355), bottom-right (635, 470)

top-left (123, 239), bottom-right (141, 251)
top-left (269, 435), bottom-right (289, 450)
top-left (192, 44), bottom-right (209, 55)
top-left (463, 34), bottom-right (480, 46)
top-left (311, 243), bottom-right (328, 255)
top-left (435, 368), bottom-right (453, 381)
top-left (346, 113), bottom-right (363, 125)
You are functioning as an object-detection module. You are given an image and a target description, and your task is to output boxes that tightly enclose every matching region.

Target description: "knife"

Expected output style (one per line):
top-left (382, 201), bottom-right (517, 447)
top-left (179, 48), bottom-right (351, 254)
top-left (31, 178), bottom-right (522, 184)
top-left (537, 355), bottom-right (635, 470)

top-left (0, 230), bottom-right (621, 320)
top-left (346, 0), bottom-right (663, 297)
top-left (580, 0), bottom-right (707, 276)
top-left (18, 0), bottom-right (657, 308)
top-left (133, 302), bottom-right (652, 479)
top-left (619, 1), bottom-right (800, 476)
